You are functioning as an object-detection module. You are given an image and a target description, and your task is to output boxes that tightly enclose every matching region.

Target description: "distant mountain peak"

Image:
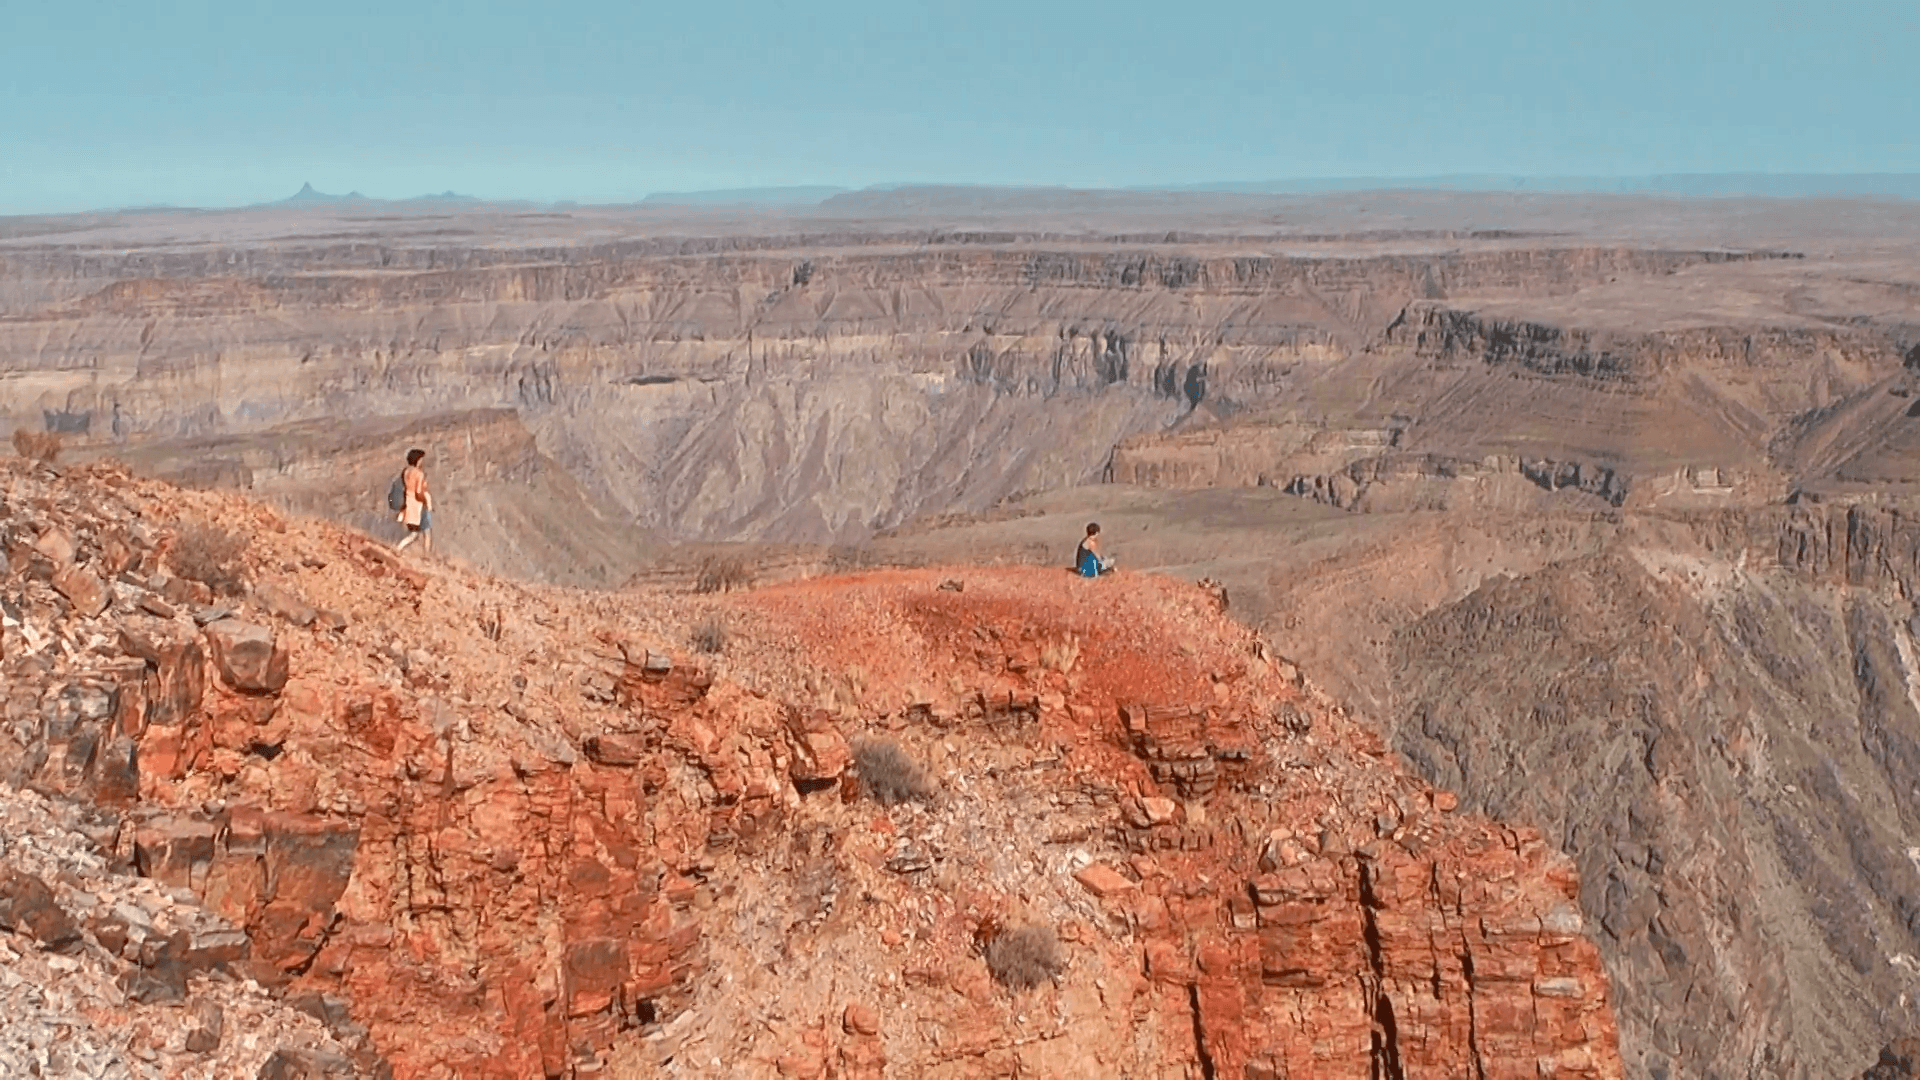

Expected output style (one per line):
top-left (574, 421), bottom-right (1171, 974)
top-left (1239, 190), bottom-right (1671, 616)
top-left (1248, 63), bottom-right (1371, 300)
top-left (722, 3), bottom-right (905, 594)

top-left (283, 182), bottom-right (368, 204)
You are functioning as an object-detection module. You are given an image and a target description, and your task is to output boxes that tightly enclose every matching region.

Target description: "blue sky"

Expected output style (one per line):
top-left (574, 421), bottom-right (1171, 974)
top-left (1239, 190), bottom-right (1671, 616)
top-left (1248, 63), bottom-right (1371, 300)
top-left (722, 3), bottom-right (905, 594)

top-left (1, 0), bottom-right (1915, 213)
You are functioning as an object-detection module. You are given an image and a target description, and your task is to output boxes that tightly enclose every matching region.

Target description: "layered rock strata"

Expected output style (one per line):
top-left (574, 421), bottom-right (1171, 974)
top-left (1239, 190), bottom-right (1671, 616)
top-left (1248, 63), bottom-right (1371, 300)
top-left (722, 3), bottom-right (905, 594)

top-left (0, 231), bottom-right (1793, 542)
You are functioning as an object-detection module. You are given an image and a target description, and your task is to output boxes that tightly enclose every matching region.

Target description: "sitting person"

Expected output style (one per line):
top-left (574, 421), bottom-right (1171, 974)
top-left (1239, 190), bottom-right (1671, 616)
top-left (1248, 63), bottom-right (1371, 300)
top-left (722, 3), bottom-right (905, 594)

top-left (1076, 522), bottom-right (1115, 577)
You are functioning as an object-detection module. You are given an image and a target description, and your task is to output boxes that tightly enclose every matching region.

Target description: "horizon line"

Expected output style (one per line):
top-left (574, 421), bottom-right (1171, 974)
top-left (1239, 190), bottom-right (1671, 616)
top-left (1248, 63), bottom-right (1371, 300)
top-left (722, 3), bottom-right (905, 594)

top-left (14, 171), bottom-right (1920, 218)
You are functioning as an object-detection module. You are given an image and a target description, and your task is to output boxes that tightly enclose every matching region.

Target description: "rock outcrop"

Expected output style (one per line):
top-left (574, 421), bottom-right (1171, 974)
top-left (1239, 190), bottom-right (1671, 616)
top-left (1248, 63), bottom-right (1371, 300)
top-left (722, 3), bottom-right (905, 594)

top-left (0, 457), bottom-right (1627, 1077)
top-left (872, 485), bottom-right (1920, 1079)
top-left (0, 782), bottom-right (361, 1079)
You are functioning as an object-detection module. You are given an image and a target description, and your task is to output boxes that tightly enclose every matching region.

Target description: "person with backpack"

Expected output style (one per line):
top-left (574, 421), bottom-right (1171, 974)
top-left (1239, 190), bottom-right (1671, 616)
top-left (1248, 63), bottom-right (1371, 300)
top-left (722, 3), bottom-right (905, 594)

top-left (391, 448), bottom-right (433, 555)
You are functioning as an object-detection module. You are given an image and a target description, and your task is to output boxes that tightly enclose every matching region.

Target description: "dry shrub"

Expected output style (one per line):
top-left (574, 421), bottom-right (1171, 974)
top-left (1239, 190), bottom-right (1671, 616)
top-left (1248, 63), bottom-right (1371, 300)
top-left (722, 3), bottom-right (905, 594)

top-left (854, 738), bottom-right (935, 805)
top-left (171, 522), bottom-right (249, 596)
top-left (985, 924), bottom-right (1064, 991)
top-left (1039, 634), bottom-right (1080, 673)
top-left (693, 554), bottom-right (753, 594)
top-left (11, 430), bottom-right (62, 464)
top-left (692, 616), bottom-right (728, 655)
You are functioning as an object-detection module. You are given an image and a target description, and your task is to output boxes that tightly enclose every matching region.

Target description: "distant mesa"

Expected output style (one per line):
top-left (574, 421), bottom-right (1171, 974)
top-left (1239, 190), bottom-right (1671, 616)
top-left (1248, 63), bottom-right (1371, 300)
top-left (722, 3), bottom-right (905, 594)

top-left (807, 175), bottom-right (1920, 216)
top-left (1139, 173), bottom-right (1920, 199)
top-left (820, 183), bottom-right (1149, 213)
top-left (641, 185), bottom-right (849, 207)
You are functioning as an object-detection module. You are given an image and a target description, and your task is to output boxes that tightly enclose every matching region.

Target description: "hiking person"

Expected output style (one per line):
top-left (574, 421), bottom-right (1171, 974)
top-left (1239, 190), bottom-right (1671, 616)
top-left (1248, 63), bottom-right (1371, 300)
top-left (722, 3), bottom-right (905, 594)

top-left (1075, 522), bottom-right (1114, 578)
top-left (393, 448), bottom-right (434, 555)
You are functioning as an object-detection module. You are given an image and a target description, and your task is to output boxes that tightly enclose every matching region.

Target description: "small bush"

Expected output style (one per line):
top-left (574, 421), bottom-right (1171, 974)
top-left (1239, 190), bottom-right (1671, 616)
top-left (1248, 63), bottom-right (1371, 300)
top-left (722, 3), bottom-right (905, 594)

top-left (693, 554), bottom-right (753, 594)
top-left (985, 924), bottom-right (1063, 991)
top-left (171, 522), bottom-right (250, 596)
top-left (1039, 634), bottom-right (1080, 673)
top-left (692, 617), bottom-right (728, 655)
top-left (11, 430), bottom-right (62, 464)
top-left (854, 738), bottom-right (935, 805)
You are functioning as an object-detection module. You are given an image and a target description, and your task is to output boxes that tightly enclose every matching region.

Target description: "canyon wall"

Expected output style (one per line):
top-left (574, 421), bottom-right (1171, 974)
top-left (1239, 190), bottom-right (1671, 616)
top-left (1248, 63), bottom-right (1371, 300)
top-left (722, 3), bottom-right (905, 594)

top-left (1245, 500), bottom-right (1920, 1079)
top-left (63, 408), bottom-right (659, 587)
top-left (0, 235), bottom-right (1802, 543)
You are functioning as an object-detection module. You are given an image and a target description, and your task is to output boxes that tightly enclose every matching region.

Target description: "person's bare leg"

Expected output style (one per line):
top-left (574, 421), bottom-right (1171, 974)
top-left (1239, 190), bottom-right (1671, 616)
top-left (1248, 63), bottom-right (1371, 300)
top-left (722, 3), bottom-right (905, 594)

top-left (396, 532), bottom-right (417, 552)
top-left (422, 530), bottom-right (433, 557)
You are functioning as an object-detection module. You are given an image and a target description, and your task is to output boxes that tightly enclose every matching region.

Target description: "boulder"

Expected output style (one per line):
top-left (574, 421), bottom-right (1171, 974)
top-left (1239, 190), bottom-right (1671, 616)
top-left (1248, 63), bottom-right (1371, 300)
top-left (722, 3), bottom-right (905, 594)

top-left (0, 867), bottom-right (81, 952)
top-left (139, 595), bottom-right (178, 619)
top-left (52, 565), bottom-right (109, 618)
top-left (119, 621), bottom-right (207, 726)
top-left (254, 581), bottom-right (317, 628)
top-left (120, 951), bottom-right (189, 1004)
top-left (89, 912), bottom-right (130, 956)
top-left (95, 534), bottom-right (135, 577)
top-left (787, 711), bottom-right (852, 787)
top-left (842, 1002), bottom-right (881, 1036)
top-left (185, 1001), bottom-right (225, 1054)
top-left (256, 1048), bottom-right (361, 1080)
top-left (32, 527), bottom-right (75, 567)
top-left (583, 734), bottom-right (645, 766)
top-left (132, 816), bottom-right (220, 892)
top-left (1073, 863), bottom-right (1138, 899)
top-left (249, 813), bottom-right (360, 972)
top-left (204, 619), bottom-right (290, 694)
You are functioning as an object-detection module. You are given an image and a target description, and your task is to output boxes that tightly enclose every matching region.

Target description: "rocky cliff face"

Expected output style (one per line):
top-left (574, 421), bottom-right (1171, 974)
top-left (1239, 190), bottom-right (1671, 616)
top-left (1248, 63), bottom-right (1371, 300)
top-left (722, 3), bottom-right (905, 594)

top-left (1263, 500), bottom-right (1920, 1079)
top-left (1381, 299), bottom-right (1904, 386)
top-left (0, 457), bottom-right (1625, 1077)
top-left (1386, 549), bottom-right (1920, 1078)
top-left (1107, 255), bottom-right (1919, 518)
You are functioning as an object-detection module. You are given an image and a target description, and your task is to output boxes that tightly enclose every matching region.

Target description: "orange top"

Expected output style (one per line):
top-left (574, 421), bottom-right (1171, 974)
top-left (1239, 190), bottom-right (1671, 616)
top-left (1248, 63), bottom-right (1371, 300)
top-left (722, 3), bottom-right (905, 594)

top-left (401, 465), bottom-right (431, 525)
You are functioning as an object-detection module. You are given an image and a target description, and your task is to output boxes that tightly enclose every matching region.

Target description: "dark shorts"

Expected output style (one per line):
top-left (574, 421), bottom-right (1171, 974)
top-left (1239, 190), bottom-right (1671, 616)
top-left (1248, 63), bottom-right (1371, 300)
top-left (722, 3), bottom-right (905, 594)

top-left (407, 509), bottom-right (433, 533)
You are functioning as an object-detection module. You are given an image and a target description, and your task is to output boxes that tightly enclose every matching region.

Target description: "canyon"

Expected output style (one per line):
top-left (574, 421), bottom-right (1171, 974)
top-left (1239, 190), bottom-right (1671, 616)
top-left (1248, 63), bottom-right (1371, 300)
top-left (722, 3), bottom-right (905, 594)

top-left (4, 190), bottom-right (1920, 1077)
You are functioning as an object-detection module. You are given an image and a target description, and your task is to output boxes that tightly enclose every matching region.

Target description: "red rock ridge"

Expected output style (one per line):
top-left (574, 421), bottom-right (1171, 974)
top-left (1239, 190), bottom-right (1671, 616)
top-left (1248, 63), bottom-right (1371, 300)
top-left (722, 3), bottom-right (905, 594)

top-left (1, 460), bottom-right (1622, 1077)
